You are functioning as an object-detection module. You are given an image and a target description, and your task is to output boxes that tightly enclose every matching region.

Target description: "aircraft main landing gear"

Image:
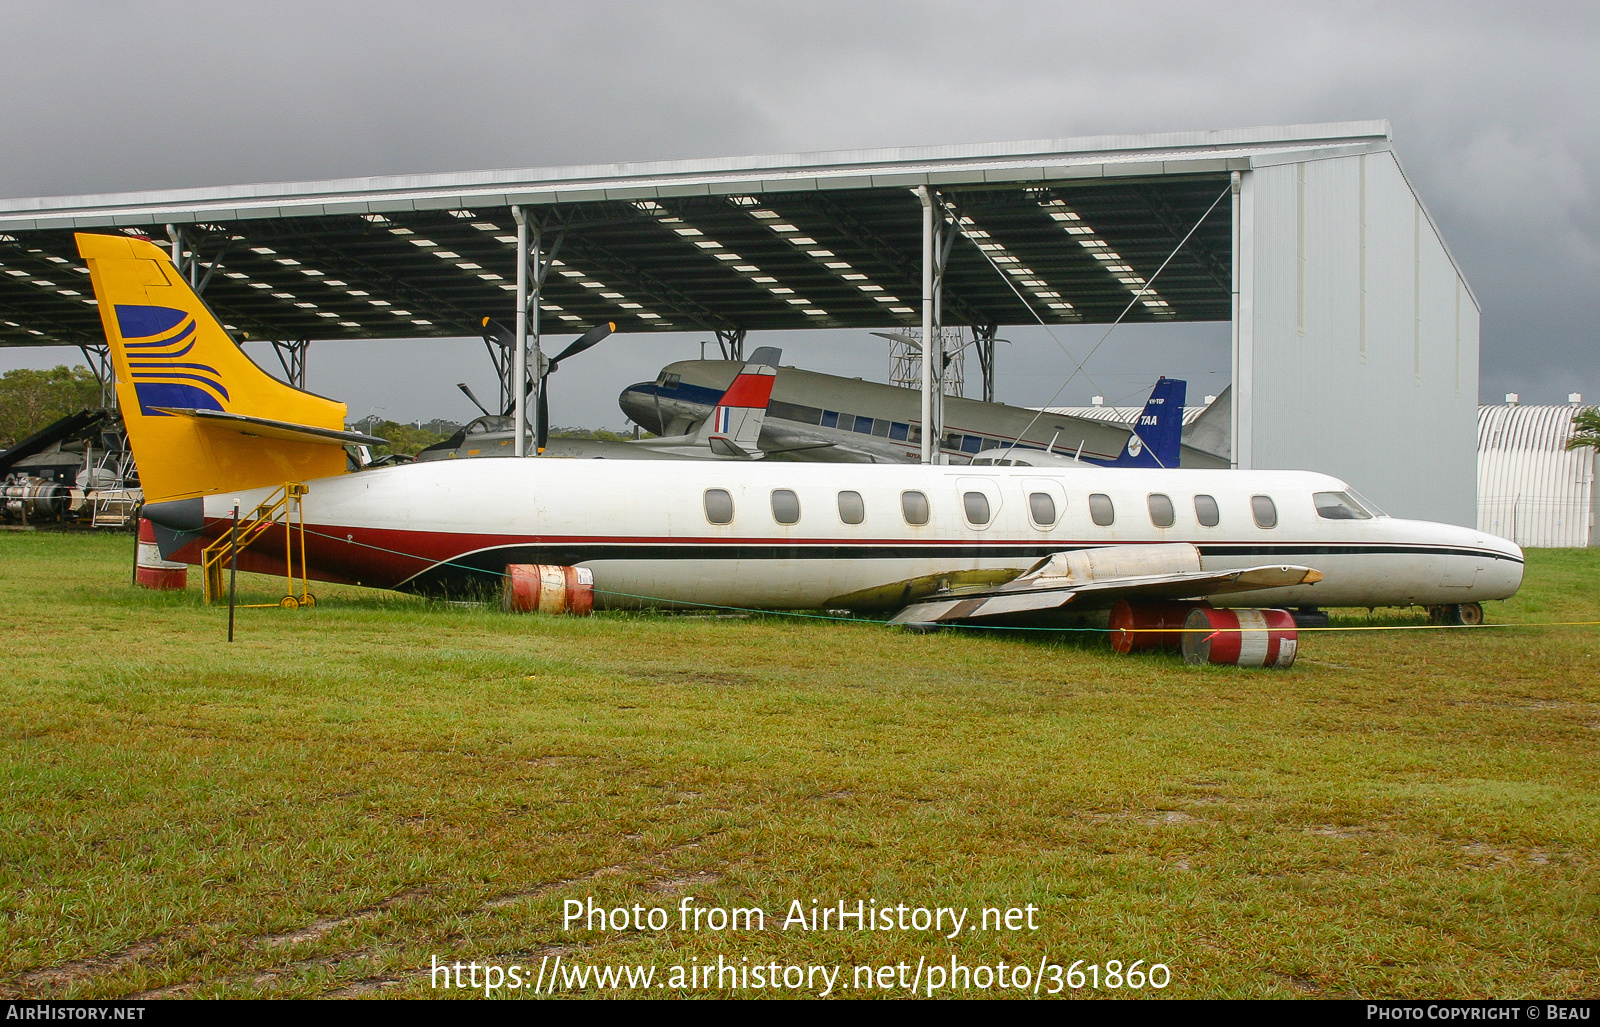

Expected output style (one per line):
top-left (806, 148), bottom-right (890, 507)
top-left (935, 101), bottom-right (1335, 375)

top-left (1427, 602), bottom-right (1484, 626)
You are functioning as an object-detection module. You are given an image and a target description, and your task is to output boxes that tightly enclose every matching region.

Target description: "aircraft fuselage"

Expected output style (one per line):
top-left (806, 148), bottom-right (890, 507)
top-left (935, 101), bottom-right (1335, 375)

top-left (166, 459), bottom-right (1523, 612)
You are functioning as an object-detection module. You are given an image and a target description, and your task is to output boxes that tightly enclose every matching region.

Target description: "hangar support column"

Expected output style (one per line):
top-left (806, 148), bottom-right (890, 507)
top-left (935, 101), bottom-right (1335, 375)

top-left (512, 206), bottom-right (531, 458)
top-left (1229, 170), bottom-right (1254, 470)
top-left (916, 186), bottom-right (936, 464)
top-left (714, 329), bottom-right (746, 362)
top-left (77, 342), bottom-right (113, 409)
top-left (271, 339), bottom-right (310, 390)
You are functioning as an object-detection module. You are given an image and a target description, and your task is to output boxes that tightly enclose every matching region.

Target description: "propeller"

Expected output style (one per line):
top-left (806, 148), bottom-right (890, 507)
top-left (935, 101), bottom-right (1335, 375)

top-left (871, 330), bottom-right (957, 373)
top-left (477, 316), bottom-right (616, 452)
top-left (456, 382), bottom-right (492, 418)
top-left (537, 321), bottom-right (614, 451)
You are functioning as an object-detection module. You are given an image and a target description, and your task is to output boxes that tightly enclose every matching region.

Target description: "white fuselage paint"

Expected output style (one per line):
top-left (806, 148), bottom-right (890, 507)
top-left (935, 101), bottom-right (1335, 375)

top-left (198, 460), bottom-right (1524, 609)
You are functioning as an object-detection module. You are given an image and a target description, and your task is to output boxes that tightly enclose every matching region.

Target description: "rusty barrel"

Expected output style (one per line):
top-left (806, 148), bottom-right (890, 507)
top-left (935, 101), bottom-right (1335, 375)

top-left (1108, 600), bottom-right (1212, 653)
top-left (502, 564), bottom-right (595, 615)
top-left (1180, 607), bottom-right (1298, 668)
top-left (135, 518), bottom-right (188, 590)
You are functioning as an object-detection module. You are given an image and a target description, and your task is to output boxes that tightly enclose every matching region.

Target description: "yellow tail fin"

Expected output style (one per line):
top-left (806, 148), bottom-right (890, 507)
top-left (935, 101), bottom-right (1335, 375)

top-left (77, 233), bottom-right (352, 504)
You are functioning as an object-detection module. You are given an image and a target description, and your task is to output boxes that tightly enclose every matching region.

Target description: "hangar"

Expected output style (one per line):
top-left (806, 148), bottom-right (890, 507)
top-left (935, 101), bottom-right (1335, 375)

top-left (0, 120), bottom-right (1479, 524)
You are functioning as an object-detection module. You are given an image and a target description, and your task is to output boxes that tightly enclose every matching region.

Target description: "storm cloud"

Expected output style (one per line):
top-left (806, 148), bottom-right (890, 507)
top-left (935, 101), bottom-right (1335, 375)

top-left (1, 1), bottom-right (1593, 424)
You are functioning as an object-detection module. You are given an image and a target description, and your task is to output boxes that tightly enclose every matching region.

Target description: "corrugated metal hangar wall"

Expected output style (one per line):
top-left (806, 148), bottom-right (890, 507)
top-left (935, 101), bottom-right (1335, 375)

top-left (1235, 151), bottom-right (1479, 526)
top-left (1478, 404), bottom-right (1598, 548)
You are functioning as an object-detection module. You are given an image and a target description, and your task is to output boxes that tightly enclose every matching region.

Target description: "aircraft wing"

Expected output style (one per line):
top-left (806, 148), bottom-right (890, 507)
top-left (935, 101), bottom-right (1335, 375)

top-left (863, 542), bottom-right (1322, 626)
top-left (887, 565), bottom-right (1319, 626)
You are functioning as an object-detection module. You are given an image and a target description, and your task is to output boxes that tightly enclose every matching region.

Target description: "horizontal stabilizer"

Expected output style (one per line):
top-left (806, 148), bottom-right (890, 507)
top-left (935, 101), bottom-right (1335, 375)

top-left (706, 435), bottom-right (760, 459)
top-left (153, 408), bottom-right (387, 447)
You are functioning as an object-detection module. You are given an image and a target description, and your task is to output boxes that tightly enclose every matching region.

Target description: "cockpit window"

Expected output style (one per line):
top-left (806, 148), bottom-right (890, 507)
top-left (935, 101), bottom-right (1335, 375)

top-left (1314, 491), bottom-right (1373, 520)
top-left (656, 372), bottom-right (681, 388)
top-left (1345, 488), bottom-right (1388, 517)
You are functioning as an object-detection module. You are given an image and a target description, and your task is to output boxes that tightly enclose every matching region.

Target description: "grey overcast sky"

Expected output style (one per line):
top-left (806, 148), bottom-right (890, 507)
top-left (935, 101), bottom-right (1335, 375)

top-left (0, 1), bottom-right (1594, 427)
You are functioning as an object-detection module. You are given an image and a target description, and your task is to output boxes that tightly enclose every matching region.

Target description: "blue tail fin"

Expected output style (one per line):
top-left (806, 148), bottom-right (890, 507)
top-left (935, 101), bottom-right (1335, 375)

top-left (1094, 377), bottom-right (1186, 468)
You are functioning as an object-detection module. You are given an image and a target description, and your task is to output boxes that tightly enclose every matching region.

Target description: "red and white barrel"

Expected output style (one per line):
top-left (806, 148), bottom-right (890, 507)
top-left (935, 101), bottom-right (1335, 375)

top-left (135, 518), bottom-right (188, 590)
top-left (1109, 600), bottom-right (1212, 653)
top-left (502, 564), bottom-right (595, 615)
top-left (1181, 607), bottom-right (1298, 668)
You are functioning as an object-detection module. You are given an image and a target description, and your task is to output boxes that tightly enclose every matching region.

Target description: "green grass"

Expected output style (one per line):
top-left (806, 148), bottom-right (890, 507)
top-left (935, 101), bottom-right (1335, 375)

top-left (2, 531), bottom-right (1597, 999)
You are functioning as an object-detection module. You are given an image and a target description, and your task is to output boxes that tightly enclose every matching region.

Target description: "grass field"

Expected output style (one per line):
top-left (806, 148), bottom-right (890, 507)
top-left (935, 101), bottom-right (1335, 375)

top-left (2, 530), bottom-right (1596, 999)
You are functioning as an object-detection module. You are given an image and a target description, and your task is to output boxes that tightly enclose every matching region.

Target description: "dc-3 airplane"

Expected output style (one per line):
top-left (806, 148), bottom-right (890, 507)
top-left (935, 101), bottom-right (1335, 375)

top-left (80, 232), bottom-right (1522, 663)
top-left (620, 356), bottom-right (1231, 467)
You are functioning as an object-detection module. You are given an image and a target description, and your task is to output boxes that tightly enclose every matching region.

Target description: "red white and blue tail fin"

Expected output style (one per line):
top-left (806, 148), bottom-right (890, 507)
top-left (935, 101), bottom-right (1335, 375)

top-left (694, 347), bottom-right (780, 458)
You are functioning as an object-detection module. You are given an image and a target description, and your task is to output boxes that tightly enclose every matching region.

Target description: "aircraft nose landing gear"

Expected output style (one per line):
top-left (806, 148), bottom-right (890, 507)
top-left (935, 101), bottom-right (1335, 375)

top-left (1428, 602), bottom-right (1484, 626)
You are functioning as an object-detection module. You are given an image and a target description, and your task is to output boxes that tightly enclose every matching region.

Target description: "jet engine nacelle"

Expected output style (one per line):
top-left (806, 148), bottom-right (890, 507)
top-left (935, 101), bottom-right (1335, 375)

top-left (1, 478), bottom-right (69, 523)
top-left (1030, 543), bottom-right (1203, 583)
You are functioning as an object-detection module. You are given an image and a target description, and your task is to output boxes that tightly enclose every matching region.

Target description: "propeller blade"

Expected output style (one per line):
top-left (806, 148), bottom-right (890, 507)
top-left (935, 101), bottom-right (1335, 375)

top-left (871, 330), bottom-right (919, 349)
top-left (536, 380), bottom-right (550, 453)
top-left (547, 321), bottom-right (616, 373)
top-left (480, 316), bottom-right (514, 348)
top-left (457, 382), bottom-right (492, 417)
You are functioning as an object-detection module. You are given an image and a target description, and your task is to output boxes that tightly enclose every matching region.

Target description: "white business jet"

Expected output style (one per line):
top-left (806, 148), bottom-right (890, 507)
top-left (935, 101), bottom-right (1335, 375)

top-left (80, 232), bottom-right (1522, 637)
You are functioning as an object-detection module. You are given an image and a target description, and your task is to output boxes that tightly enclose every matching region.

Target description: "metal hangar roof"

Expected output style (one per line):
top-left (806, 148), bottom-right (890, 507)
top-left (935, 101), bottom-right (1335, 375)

top-left (0, 121), bottom-right (1393, 348)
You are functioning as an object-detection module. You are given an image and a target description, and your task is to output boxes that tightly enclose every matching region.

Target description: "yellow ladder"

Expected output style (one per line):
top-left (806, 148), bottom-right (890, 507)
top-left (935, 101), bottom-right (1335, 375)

top-left (202, 483), bottom-right (316, 608)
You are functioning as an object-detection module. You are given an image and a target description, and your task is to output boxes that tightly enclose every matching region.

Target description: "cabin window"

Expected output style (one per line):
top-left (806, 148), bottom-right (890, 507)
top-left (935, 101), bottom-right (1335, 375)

top-left (1089, 493), bottom-right (1115, 526)
top-left (704, 489), bottom-right (734, 525)
top-left (837, 491), bottom-right (865, 525)
top-left (901, 490), bottom-right (930, 526)
top-left (962, 435), bottom-right (983, 455)
top-left (771, 489), bottom-right (801, 525)
top-left (1251, 495), bottom-right (1278, 529)
top-left (1194, 494), bottom-right (1220, 527)
top-left (963, 491), bottom-right (991, 526)
top-left (1314, 491), bottom-right (1372, 520)
top-left (853, 415), bottom-right (874, 435)
top-left (1148, 493), bottom-right (1175, 528)
top-left (1028, 492), bottom-right (1058, 527)
top-left (820, 410), bottom-right (840, 429)
top-left (889, 422), bottom-right (909, 442)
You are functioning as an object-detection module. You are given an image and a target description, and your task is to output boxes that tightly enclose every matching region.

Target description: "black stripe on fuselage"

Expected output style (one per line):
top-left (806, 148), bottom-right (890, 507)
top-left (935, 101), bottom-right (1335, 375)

top-left (1196, 544), bottom-right (1523, 564)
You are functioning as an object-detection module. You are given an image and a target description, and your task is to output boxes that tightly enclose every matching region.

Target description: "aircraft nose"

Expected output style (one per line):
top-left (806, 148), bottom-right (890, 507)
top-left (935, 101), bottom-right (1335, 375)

top-left (1462, 523), bottom-right (1525, 598)
top-left (1474, 525), bottom-right (1523, 563)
